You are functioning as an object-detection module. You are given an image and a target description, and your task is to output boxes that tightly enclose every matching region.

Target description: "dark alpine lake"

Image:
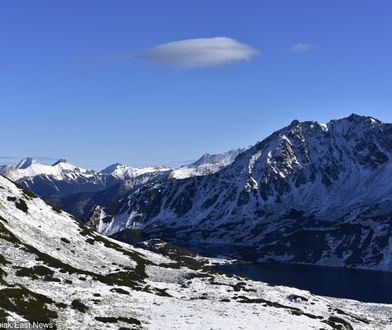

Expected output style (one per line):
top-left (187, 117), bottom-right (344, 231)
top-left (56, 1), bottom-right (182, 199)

top-left (135, 238), bottom-right (392, 304)
top-left (216, 262), bottom-right (392, 304)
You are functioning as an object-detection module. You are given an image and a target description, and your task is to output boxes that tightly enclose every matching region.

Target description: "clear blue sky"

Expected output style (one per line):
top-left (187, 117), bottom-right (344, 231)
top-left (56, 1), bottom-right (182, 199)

top-left (1, 1), bottom-right (391, 169)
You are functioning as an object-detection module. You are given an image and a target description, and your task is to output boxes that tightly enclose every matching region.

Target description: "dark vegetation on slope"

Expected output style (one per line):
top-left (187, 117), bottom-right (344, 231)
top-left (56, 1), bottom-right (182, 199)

top-left (0, 287), bottom-right (58, 323)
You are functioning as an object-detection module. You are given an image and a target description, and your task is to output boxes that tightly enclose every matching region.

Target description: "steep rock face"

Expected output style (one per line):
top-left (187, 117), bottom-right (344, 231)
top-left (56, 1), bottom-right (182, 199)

top-left (93, 115), bottom-right (392, 270)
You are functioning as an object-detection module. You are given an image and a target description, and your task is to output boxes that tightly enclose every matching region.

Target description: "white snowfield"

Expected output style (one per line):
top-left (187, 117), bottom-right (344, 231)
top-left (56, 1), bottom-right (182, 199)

top-left (0, 176), bottom-right (391, 329)
top-left (170, 148), bottom-right (246, 179)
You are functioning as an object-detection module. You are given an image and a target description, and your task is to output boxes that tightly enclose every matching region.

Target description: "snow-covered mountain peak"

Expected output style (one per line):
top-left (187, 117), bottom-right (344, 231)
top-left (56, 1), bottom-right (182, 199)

top-left (192, 148), bottom-right (246, 167)
top-left (52, 159), bottom-right (78, 172)
top-left (101, 163), bottom-right (171, 180)
top-left (15, 157), bottom-right (37, 169)
top-left (346, 113), bottom-right (377, 122)
top-left (326, 113), bottom-right (382, 132)
top-left (52, 158), bottom-right (69, 166)
top-left (170, 148), bottom-right (247, 179)
top-left (101, 162), bottom-right (124, 174)
top-left (2, 158), bottom-right (87, 181)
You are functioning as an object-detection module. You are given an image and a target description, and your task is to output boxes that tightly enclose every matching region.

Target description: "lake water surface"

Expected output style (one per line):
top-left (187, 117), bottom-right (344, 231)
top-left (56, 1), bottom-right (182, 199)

top-left (216, 262), bottom-right (392, 304)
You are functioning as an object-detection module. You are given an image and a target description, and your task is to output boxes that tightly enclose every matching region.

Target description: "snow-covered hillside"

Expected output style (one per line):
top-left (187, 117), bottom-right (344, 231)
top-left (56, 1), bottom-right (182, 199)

top-left (101, 163), bottom-right (171, 180)
top-left (90, 114), bottom-right (392, 271)
top-left (3, 158), bottom-right (91, 181)
top-left (170, 148), bottom-right (246, 179)
top-left (0, 175), bottom-right (391, 329)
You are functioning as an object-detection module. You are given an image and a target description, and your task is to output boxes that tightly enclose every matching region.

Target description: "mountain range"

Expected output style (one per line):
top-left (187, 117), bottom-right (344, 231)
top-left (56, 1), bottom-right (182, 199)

top-left (4, 174), bottom-right (387, 329)
top-left (2, 114), bottom-right (392, 271)
top-left (0, 149), bottom-right (241, 219)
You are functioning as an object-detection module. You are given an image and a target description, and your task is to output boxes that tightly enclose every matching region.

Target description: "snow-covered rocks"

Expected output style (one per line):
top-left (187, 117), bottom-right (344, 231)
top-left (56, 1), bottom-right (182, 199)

top-left (101, 162), bottom-right (171, 180)
top-left (170, 148), bottom-right (246, 179)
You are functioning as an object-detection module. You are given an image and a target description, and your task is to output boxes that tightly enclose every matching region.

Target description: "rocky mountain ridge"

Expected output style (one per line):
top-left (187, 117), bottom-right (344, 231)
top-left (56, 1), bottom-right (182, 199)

top-left (90, 114), bottom-right (392, 271)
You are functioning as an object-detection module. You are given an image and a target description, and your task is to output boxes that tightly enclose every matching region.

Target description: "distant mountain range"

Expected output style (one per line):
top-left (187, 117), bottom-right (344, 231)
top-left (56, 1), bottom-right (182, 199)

top-left (2, 114), bottom-right (392, 271)
top-left (0, 149), bottom-right (243, 219)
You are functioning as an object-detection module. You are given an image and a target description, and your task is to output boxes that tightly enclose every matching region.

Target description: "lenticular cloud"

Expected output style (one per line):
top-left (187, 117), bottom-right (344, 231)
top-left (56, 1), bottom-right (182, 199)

top-left (139, 37), bottom-right (259, 68)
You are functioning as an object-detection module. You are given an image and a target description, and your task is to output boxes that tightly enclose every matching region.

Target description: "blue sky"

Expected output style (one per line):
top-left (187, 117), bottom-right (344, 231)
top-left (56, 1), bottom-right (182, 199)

top-left (1, 1), bottom-right (391, 169)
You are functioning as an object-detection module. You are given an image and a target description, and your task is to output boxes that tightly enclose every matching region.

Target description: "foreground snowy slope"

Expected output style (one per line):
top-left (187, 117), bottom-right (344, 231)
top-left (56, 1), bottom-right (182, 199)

top-left (1, 175), bottom-right (391, 329)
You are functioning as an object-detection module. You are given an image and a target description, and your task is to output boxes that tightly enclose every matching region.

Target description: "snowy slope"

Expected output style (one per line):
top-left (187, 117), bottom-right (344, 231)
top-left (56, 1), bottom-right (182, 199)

top-left (101, 163), bottom-right (171, 180)
top-left (170, 148), bottom-right (246, 179)
top-left (0, 175), bottom-right (391, 329)
top-left (90, 114), bottom-right (392, 271)
top-left (5, 158), bottom-right (93, 181)
top-left (0, 165), bottom-right (12, 175)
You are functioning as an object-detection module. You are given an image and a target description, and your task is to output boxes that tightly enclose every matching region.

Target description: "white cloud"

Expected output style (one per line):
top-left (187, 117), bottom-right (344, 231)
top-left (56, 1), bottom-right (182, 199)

top-left (290, 43), bottom-right (313, 53)
top-left (138, 37), bottom-right (259, 68)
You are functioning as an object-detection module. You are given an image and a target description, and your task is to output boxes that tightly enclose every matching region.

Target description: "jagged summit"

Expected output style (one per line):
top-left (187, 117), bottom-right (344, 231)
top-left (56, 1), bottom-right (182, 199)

top-left (15, 157), bottom-right (37, 169)
top-left (192, 148), bottom-right (245, 167)
top-left (170, 148), bottom-right (246, 179)
top-left (283, 113), bottom-right (380, 132)
top-left (100, 162), bottom-right (124, 174)
top-left (289, 119), bottom-right (301, 127)
top-left (318, 113), bottom-right (381, 127)
top-left (3, 158), bottom-right (82, 181)
top-left (347, 113), bottom-right (373, 121)
top-left (52, 158), bottom-right (69, 166)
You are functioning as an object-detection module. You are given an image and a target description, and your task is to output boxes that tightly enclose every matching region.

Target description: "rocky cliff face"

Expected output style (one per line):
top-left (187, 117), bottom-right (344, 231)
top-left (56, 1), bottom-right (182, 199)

top-left (92, 114), bottom-right (392, 270)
